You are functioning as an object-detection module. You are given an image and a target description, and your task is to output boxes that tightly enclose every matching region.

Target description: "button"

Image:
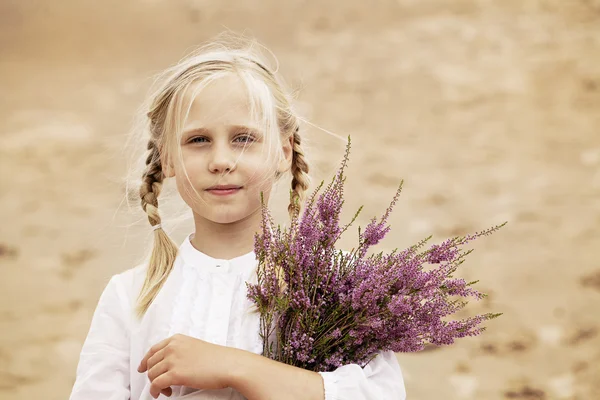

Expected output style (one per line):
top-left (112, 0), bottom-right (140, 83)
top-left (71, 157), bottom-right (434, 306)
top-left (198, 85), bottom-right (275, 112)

top-left (215, 261), bottom-right (229, 271)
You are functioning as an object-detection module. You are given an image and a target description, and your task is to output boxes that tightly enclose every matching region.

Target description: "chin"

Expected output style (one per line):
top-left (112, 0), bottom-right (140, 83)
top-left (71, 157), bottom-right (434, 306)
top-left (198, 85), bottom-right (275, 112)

top-left (206, 210), bottom-right (251, 225)
top-left (211, 216), bottom-right (243, 225)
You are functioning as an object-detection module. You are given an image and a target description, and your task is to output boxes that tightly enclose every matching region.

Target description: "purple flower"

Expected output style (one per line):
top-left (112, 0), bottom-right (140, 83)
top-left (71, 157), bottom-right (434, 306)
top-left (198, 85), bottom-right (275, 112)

top-left (246, 136), bottom-right (506, 372)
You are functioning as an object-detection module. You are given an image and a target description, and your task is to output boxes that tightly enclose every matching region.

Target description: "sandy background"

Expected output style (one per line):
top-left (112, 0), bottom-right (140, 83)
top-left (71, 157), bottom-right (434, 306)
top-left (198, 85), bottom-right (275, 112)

top-left (1, 0), bottom-right (599, 399)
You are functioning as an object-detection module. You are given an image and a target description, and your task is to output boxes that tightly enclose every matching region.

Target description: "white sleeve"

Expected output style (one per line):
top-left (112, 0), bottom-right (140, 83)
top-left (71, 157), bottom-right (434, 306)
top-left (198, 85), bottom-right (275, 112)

top-left (69, 275), bottom-right (131, 400)
top-left (318, 351), bottom-right (406, 400)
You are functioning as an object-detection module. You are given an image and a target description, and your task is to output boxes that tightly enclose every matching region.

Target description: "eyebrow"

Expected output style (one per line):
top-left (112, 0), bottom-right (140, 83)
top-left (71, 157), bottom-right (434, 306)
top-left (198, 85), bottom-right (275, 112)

top-left (182, 127), bottom-right (210, 136)
top-left (182, 125), bottom-right (263, 136)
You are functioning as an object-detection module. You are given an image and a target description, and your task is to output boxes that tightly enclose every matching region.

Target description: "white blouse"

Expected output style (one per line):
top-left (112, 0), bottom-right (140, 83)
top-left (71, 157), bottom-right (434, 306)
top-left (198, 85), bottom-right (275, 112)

top-left (69, 234), bottom-right (407, 400)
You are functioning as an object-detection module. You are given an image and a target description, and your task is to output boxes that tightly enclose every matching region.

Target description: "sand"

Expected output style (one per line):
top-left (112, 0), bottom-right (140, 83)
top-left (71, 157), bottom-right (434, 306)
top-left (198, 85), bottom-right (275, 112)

top-left (1, 0), bottom-right (599, 399)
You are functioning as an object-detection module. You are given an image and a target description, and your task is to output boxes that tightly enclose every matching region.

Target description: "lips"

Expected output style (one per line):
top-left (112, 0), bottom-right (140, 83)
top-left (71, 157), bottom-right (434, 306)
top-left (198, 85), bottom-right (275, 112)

top-left (206, 185), bottom-right (242, 191)
top-left (205, 185), bottom-right (242, 196)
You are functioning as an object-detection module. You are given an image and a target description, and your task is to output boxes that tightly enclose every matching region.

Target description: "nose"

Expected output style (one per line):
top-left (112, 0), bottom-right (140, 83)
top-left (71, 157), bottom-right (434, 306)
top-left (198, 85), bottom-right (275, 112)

top-left (208, 143), bottom-right (237, 174)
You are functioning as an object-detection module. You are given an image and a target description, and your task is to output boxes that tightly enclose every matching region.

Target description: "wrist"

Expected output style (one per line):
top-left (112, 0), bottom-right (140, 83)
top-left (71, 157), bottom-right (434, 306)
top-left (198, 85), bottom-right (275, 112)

top-left (226, 348), bottom-right (256, 390)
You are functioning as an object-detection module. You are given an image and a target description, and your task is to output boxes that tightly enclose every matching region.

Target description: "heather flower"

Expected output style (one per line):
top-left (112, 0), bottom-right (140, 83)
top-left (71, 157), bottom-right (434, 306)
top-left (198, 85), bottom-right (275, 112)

top-left (247, 136), bottom-right (505, 372)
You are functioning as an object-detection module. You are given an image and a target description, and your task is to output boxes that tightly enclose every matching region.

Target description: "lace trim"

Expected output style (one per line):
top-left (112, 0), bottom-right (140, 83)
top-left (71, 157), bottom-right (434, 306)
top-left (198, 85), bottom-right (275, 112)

top-left (189, 267), bottom-right (209, 339)
top-left (168, 262), bottom-right (196, 336)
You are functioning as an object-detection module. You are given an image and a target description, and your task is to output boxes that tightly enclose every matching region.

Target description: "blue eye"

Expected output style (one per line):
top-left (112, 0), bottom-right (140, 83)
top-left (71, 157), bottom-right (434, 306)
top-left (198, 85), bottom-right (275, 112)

top-left (234, 135), bottom-right (255, 143)
top-left (190, 136), bottom-right (208, 143)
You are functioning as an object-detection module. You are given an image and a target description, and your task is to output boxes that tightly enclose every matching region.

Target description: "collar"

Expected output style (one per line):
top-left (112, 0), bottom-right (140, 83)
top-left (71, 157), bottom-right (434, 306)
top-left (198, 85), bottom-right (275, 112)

top-left (178, 233), bottom-right (258, 274)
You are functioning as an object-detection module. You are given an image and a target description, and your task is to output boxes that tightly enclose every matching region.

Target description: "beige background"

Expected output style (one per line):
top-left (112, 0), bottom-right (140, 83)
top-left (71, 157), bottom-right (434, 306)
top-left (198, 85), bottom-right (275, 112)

top-left (1, 1), bottom-right (599, 399)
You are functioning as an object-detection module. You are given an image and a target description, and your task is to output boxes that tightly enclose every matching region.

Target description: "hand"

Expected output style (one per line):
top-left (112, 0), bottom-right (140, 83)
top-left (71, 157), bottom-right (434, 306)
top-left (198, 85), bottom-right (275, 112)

top-left (138, 334), bottom-right (239, 399)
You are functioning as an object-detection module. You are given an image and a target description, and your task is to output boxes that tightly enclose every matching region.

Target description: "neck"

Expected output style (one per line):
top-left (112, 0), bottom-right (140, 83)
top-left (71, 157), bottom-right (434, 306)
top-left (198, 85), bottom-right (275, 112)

top-left (189, 210), bottom-right (261, 260)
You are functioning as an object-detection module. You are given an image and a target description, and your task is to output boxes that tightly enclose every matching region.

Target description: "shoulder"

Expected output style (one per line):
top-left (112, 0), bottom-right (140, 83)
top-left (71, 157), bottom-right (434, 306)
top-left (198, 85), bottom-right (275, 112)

top-left (109, 262), bottom-right (148, 306)
top-left (114, 262), bottom-right (148, 288)
top-left (105, 254), bottom-right (183, 318)
top-left (87, 263), bottom-right (149, 329)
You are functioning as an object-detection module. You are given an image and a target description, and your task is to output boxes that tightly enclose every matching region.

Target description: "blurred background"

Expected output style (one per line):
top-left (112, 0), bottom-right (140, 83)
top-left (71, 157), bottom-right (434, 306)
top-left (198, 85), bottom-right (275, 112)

top-left (1, 0), bottom-right (599, 399)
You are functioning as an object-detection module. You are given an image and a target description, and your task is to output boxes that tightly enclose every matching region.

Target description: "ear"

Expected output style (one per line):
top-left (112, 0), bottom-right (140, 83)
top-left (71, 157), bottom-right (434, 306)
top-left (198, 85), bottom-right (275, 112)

top-left (277, 134), bottom-right (294, 175)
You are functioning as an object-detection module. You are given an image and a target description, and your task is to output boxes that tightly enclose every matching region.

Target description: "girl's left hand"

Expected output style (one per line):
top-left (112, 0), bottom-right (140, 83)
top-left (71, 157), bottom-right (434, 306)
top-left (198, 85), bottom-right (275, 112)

top-left (138, 334), bottom-right (240, 399)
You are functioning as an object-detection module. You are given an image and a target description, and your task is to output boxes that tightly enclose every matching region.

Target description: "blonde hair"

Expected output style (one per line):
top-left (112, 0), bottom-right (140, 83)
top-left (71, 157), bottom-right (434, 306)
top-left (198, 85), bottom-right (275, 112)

top-left (131, 35), bottom-right (310, 317)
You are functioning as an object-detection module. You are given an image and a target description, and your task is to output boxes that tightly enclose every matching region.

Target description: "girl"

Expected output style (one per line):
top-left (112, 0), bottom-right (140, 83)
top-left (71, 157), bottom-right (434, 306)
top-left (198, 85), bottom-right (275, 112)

top-left (69, 36), bottom-right (407, 400)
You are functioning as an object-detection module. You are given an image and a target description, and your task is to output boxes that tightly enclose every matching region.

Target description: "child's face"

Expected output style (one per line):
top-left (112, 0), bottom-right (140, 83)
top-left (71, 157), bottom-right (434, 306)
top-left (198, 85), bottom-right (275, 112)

top-left (166, 74), bottom-right (292, 225)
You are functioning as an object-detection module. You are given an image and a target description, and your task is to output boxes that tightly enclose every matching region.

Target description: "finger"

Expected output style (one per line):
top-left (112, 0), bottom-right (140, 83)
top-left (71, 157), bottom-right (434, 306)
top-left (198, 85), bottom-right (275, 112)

top-left (150, 372), bottom-right (175, 399)
top-left (147, 358), bottom-right (170, 383)
top-left (139, 337), bottom-right (171, 372)
top-left (161, 387), bottom-right (173, 397)
top-left (146, 348), bottom-right (166, 375)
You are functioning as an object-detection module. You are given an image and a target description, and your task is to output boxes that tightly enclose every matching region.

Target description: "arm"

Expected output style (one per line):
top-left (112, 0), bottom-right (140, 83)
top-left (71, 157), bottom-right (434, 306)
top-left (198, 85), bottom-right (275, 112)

top-left (69, 275), bottom-right (130, 400)
top-left (230, 350), bottom-right (406, 400)
top-left (230, 351), bottom-right (324, 400)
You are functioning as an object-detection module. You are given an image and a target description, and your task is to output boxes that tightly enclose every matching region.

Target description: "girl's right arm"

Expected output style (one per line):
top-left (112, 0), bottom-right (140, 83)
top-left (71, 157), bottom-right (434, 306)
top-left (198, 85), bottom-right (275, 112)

top-left (69, 275), bottom-right (131, 400)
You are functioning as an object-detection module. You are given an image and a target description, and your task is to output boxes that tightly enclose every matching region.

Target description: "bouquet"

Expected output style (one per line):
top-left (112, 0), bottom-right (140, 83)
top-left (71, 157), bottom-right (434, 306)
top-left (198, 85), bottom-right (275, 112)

top-left (247, 138), bottom-right (504, 372)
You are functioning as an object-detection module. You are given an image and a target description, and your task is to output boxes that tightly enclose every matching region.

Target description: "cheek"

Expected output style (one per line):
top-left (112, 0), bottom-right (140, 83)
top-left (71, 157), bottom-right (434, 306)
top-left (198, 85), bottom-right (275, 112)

top-left (244, 162), bottom-right (277, 190)
top-left (173, 163), bottom-right (205, 200)
top-left (174, 176), bottom-right (195, 203)
top-left (180, 153), bottom-right (204, 171)
top-left (174, 155), bottom-right (204, 182)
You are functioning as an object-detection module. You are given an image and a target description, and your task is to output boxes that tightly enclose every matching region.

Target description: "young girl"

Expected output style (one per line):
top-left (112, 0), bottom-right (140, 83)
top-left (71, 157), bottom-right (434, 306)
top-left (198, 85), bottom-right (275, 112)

top-left (69, 37), bottom-right (407, 400)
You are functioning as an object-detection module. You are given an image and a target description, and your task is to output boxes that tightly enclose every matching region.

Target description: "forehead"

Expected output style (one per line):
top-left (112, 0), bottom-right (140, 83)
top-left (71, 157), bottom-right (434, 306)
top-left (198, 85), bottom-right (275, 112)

top-left (182, 73), bottom-right (256, 129)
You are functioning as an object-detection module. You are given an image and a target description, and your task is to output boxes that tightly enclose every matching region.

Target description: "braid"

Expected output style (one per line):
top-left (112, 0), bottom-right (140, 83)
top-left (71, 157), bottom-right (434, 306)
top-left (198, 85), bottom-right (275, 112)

top-left (135, 138), bottom-right (178, 318)
top-left (288, 127), bottom-right (310, 219)
top-left (139, 140), bottom-right (164, 227)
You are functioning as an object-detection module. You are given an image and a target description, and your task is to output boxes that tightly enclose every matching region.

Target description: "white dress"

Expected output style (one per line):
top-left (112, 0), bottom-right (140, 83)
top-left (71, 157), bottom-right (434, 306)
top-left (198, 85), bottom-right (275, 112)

top-left (69, 234), bottom-right (407, 400)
